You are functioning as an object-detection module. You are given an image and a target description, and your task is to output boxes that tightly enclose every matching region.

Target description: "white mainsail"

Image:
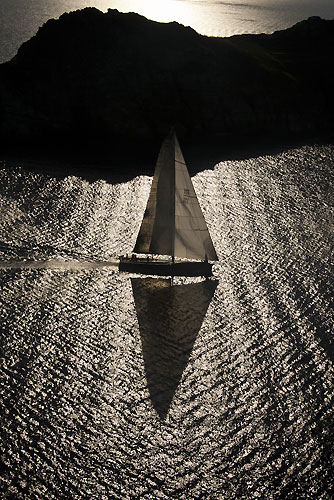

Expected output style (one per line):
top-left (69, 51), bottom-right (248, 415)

top-left (134, 132), bottom-right (218, 261)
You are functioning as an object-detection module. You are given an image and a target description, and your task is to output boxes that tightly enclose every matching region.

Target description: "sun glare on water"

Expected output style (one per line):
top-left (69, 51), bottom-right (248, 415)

top-left (131, 0), bottom-right (191, 23)
top-left (100, 0), bottom-right (199, 28)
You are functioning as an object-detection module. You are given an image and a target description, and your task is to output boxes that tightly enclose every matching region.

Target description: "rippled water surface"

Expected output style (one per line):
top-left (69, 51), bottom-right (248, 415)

top-left (1, 145), bottom-right (334, 499)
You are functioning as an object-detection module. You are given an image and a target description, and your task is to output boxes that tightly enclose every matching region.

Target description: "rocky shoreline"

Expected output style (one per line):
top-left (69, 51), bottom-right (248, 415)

top-left (0, 8), bottom-right (333, 175)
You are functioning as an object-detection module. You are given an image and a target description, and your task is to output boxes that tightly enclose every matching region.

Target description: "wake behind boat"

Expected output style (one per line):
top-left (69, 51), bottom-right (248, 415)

top-left (119, 131), bottom-right (218, 277)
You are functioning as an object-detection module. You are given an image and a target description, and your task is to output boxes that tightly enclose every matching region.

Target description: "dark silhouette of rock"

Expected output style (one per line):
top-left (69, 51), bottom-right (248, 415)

top-left (0, 8), bottom-right (333, 173)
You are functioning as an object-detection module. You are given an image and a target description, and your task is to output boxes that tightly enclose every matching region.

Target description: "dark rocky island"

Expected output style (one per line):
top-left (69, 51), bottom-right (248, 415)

top-left (0, 8), bottom-right (333, 174)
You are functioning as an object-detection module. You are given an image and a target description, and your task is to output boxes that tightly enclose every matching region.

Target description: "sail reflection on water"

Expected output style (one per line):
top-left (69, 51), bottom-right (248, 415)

top-left (131, 277), bottom-right (218, 418)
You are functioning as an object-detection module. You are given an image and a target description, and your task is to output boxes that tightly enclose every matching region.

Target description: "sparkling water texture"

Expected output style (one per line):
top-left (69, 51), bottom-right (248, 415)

top-left (1, 0), bottom-right (334, 62)
top-left (0, 145), bottom-right (333, 499)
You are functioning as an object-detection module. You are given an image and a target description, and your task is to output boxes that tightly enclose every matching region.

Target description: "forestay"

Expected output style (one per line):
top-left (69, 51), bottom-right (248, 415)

top-left (134, 132), bottom-right (217, 261)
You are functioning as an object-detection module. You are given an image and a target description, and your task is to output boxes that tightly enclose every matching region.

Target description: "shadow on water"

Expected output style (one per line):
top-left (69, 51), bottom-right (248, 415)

top-left (293, 280), bottom-right (334, 364)
top-left (131, 277), bottom-right (218, 419)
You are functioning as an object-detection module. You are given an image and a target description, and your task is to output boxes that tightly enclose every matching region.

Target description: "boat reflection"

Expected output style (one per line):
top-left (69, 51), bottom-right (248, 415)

top-left (131, 277), bottom-right (218, 418)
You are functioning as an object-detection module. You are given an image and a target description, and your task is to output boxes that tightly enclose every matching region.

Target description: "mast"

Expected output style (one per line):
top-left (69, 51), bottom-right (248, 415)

top-left (171, 131), bottom-right (176, 264)
top-left (133, 132), bottom-right (175, 257)
top-left (134, 131), bottom-right (218, 261)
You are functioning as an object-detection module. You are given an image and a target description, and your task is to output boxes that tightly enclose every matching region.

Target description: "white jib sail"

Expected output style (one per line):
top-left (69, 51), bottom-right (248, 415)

top-left (134, 132), bottom-right (218, 261)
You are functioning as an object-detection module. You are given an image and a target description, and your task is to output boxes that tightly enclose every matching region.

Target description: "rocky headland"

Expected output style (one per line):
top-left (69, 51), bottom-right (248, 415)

top-left (0, 8), bottom-right (333, 174)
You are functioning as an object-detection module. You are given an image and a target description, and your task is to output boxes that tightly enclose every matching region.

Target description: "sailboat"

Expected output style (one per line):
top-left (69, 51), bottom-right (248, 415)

top-left (119, 131), bottom-right (218, 277)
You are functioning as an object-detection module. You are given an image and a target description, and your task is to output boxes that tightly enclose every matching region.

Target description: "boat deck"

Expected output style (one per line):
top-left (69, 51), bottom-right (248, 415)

top-left (119, 257), bottom-right (213, 277)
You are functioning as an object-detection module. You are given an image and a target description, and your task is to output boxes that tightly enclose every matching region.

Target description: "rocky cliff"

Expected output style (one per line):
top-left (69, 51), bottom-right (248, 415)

top-left (0, 8), bottom-right (333, 168)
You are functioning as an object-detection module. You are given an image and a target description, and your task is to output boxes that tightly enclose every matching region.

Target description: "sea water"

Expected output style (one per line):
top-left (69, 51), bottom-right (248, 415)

top-left (1, 0), bottom-right (334, 62)
top-left (0, 145), bottom-right (333, 499)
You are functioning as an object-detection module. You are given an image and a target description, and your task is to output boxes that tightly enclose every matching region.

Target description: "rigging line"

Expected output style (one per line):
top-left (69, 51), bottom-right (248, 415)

top-left (172, 133), bottom-right (176, 262)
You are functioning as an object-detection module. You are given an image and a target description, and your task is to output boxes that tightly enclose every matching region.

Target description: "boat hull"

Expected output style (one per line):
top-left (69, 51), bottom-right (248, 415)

top-left (119, 258), bottom-right (213, 277)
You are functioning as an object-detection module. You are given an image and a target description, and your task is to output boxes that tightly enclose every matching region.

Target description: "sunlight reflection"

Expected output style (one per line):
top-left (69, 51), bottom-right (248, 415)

top-left (100, 0), bottom-right (200, 29)
top-left (77, 0), bottom-right (288, 38)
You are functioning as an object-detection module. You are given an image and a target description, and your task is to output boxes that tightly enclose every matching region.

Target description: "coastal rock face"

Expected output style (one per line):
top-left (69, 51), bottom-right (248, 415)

top-left (0, 8), bottom-right (333, 162)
